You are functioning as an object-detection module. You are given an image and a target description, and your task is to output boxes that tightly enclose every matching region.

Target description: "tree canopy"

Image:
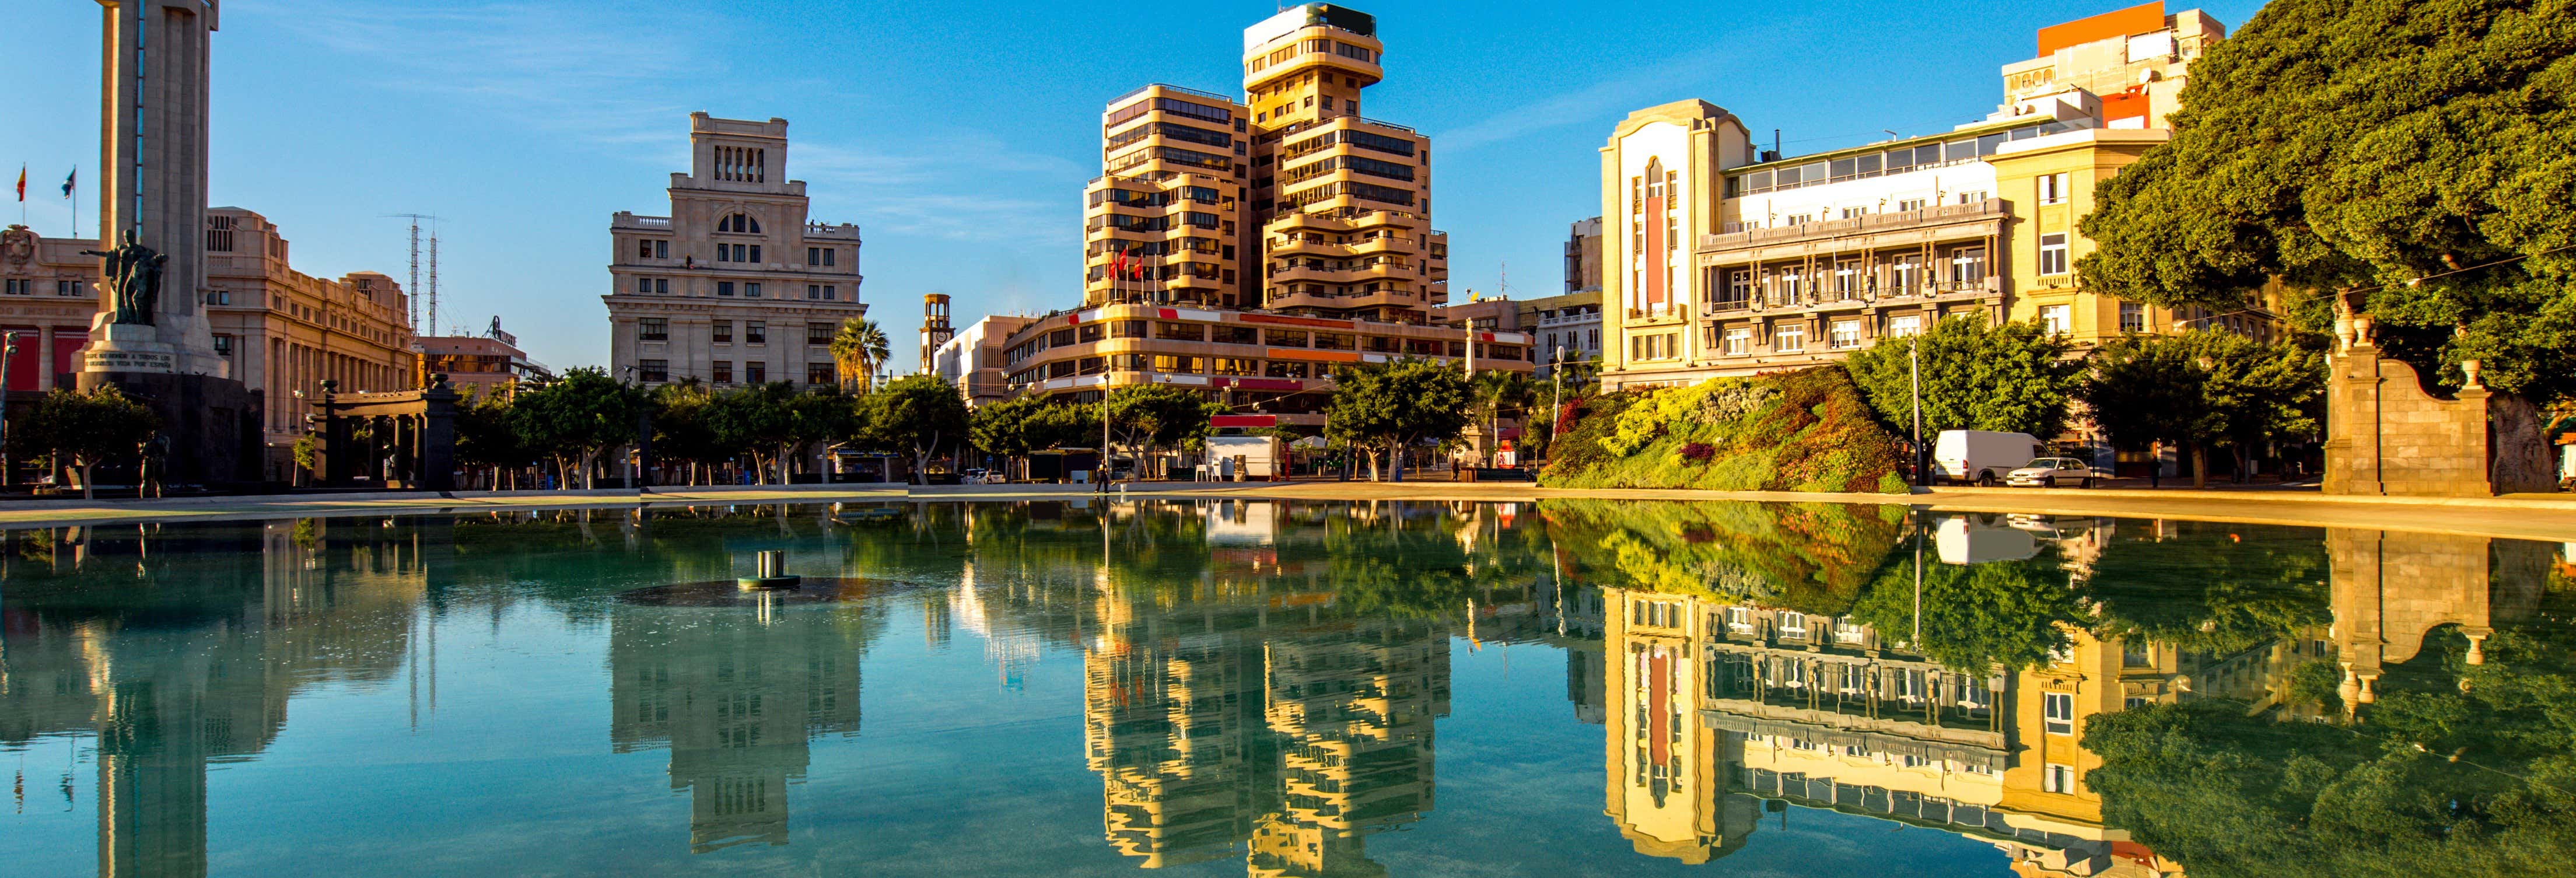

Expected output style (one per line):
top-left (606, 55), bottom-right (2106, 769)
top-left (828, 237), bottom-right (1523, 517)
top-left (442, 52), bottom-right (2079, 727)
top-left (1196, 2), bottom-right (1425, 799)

top-left (1843, 316), bottom-right (2080, 439)
top-left (7, 386), bottom-right (160, 498)
top-left (510, 367), bottom-right (646, 488)
top-left (1326, 358), bottom-right (1472, 481)
top-left (2077, 0), bottom-right (2576, 403)
top-left (2078, 330), bottom-right (2324, 482)
top-left (858, 375), bottom-right (969, 482)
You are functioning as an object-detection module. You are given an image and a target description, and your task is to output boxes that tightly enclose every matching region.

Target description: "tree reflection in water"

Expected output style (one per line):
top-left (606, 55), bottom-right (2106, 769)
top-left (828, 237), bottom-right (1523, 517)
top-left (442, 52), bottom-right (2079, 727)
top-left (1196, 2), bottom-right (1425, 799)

top-left (0, 501), bottom-right (2566, 878)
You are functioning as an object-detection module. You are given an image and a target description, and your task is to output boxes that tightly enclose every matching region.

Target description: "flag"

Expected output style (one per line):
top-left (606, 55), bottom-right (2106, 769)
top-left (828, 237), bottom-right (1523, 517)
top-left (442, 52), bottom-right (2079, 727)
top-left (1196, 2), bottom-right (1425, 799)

top-left (12, 166), bottom-right (22, 202)
top-left (61, 168), bottom-right (74, 198)
top-left (1110, 251), bottom-right (1125, 279)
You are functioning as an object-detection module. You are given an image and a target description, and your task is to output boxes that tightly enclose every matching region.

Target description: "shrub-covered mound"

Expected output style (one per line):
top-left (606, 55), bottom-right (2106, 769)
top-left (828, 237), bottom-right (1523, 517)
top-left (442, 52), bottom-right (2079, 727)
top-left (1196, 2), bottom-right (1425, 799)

top-left (1539, 366), bottom-right (1909, 493)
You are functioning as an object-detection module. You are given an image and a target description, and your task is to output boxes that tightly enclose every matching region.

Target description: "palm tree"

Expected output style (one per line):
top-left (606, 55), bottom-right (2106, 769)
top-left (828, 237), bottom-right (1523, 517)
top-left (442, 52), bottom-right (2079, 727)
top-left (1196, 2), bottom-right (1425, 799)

top-left (829, 319), bottom-right (892, 391)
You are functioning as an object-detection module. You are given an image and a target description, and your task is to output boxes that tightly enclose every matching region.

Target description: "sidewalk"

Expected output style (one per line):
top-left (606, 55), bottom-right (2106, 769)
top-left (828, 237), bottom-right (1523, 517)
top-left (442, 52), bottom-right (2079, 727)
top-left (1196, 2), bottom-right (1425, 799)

top-left (2, 480), bottom-right (2570, 541)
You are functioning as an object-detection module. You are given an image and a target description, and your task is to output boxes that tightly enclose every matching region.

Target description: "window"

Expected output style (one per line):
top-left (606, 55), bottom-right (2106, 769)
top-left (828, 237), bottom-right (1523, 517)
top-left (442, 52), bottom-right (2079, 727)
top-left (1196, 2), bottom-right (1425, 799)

top-left (806, 362), bottom-right (836, 385)
top-left (206, 215), bottom-right (236, 251)
top-left (2039, 233), bottom-right (2070, 276)
top-left (1153, 354), bottom-right (1200, 373)
top-left (1211, 357), bottom-right (1257, 376)
top-left (745, 282), bottom-right (763, 299)
top-left (712, 361), bottom-right (733, 383)
top-left (1, 279), bottom-right (26, 296)
top-left (718, 213), bottom-right (761, 234)
top-left (1897, 198), bottom-right (1927, 212)
top-left (1829, 320), bottom-right (1863, 349)
top-left (806, 323), bottom-right (835, 344)
top-left (1890, 315), bottom-right (1923, 337)
top-left (1957, 190), bottom-right (1989, 205)
top-left (1841, 207), bottom-right (1867, 219)
top-left (746, 321), bottom-right (766, 345)
top-left (2043, 763), bottom-right (2077, 793)
top-left (713, 320), bottom-right (733, 343)
top-left (2119, 302), bottom-right (2146, 333)
top-left (205, 290), bottom-right (232, 306)
top-left (58, 280), bottom-right (82, 297)
top-left (1950, 247), bottom-right (1988, 285)
top-left (2043, 692), bottom-right (2075, 735)
top-left (1779, 612), bottom-right (1808, 637)
top-left (212, 335), bottom-right (233, 355)
top-left (2040, 305), bottom-right (2071, 335)
top-left (1264, 361), bottom-right (1310, 379)
top-left (718, 281), bottom-right (736, 297)
top-left (638, 318), bottom-right (668, 341)
top-left (638, 239), bottom-right (667, 260)
top-left (807, 247), bottom-right (836, 267)
top-left (2038, 172), bottom-right (2070, 205)
top-left (637, 359), bottom-right (668, 383)
top-left (1722, 327), bottom-right (1751, 355)
top-left (634, 277), bottom-right (653, 295)
top-left (1774, 323), bottom-right (1806, 353)
top-left (745, 362), bottom-right (765, 384)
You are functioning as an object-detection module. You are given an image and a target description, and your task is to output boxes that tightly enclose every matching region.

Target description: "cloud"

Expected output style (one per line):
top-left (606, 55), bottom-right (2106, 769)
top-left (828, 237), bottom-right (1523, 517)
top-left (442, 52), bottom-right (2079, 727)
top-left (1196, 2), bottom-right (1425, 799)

top-left (1434, 45), bottom-right (1735, 153)
top-left (794, 136), bottom-right (1086, 244)
top-left (239, 0), bottom-right (708, 152)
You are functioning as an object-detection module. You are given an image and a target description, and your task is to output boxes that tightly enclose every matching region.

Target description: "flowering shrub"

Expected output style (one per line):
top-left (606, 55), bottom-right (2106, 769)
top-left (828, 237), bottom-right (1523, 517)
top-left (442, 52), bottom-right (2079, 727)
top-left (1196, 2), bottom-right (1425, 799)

top-left (1679, 442), bottom-right (1716, 462)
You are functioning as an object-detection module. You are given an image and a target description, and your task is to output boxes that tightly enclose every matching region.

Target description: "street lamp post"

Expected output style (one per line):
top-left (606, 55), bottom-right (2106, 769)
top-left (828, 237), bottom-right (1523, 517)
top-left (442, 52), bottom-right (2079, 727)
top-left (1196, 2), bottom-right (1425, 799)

top-left (1910, 336), bottom-right (1926, 487)
top-left (0, 331), bottom-right (20, 487)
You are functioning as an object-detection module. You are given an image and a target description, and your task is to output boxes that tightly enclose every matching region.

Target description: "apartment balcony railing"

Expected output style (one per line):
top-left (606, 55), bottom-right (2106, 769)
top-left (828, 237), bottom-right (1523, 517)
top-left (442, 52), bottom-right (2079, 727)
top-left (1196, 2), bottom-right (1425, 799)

top-left (1108, 82), bottom-right (1238, 107)
top-left (1701, 277), bottom-right (2001, 317)
top-left (1623, 304), bottom-right (1690, 322)
top-left (611, 214), bottom-right (672, 230)
top-left (1700, 198), bottom-right (2006, 251)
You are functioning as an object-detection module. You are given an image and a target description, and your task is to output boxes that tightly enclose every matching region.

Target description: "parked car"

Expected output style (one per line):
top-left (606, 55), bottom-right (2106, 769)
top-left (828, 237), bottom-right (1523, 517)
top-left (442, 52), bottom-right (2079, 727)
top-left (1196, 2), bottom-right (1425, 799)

top-left (2005, 457), bottom-right (2098, 488)
top-left (1931, 430), bottom-right (2039, 485)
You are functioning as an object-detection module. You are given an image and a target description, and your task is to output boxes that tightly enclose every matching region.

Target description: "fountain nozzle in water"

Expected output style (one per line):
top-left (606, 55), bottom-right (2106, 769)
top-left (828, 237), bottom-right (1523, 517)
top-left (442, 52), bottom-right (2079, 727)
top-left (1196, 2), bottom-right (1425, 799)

top-left (737, 550), bottom-right (802, 590)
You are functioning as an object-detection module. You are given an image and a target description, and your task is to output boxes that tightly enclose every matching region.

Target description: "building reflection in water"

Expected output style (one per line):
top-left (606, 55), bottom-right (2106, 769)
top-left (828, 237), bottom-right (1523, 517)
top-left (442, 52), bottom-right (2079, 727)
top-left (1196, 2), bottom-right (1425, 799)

top-left (0, 519), bottom-right (429, 878)
top-left (1566, 505), bottom-right (2553, 877)
top-left (606, 571), bottom-right (886, 852)
top-left (1057, 499), bottom-right (1559, 877)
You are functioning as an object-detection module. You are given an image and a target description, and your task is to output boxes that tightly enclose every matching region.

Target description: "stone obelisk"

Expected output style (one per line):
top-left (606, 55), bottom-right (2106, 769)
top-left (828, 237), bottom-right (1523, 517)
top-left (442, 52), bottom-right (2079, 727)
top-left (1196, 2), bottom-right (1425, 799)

top-left (78, 0), bottom-right (261, 486)
top-left (82, 0), bottom-right (227, 377)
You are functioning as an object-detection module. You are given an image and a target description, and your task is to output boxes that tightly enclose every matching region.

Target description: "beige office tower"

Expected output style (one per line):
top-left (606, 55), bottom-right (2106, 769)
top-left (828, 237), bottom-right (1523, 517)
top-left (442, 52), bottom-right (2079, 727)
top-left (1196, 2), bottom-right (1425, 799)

top-left (1244, 4), bottom-right (1446, 321)
top-left (1084, 85), bottom-right (1252, 309)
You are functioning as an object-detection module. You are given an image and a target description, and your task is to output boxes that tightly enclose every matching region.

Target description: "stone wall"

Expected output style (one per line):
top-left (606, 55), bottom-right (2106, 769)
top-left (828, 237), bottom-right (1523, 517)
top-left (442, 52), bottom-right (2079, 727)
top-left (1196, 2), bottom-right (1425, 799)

top-left (2323, 342), bottom-right (2550, 496)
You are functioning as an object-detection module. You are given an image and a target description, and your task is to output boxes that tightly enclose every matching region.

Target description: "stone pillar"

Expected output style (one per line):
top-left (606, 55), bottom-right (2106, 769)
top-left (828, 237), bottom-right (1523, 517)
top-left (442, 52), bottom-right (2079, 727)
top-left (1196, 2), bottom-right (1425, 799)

top-left (90, 0), bottom-right (226, 377)
top-left (419, 382), bottom-right (460, 492)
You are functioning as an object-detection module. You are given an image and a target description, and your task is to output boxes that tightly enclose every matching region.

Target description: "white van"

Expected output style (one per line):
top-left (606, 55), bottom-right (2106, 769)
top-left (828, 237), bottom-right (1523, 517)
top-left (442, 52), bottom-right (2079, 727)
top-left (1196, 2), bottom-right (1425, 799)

top-left (1931, 430), bottom-right (2039, 485)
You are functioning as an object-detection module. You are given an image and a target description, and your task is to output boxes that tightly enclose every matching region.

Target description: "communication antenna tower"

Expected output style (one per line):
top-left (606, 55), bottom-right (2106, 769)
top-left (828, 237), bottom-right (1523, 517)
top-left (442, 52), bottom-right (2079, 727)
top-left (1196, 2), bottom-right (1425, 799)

top-left (427, 229), bottom-right (440, 337)
top-left (386, 214), bottom-right (441, 334)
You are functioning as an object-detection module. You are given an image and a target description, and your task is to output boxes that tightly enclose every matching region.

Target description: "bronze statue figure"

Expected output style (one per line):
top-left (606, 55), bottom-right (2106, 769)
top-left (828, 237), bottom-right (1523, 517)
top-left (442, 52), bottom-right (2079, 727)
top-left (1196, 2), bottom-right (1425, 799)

top-left (82, 228), bottom-right (166, 326)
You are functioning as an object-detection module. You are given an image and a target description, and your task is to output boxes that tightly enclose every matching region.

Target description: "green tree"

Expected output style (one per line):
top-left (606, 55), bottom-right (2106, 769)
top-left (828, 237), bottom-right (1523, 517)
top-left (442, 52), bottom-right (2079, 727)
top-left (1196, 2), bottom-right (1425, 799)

top-left (2080, 330), bottom-right (2325, 486)
top-left (1468, 369), bottom-right (1536, 466)
top-left (2077, 0), bottom-right (2576, 405)
top-left (968, 396), bottom-right (1042, 481)
top-left (1843, 316), bottom-right (2079, 439)
top-left (646, 383), bottom-right (727, 485)
top-left (455, 384), bottom-right (530, 489)
top-left (510, 367), bottom-right (645, 489)
top-left (2080, 521), bottom-right (2330, 657)
top-left (1326, 358), bottom-right (1471, 481)
top-left (1104, 384), bottom-right (1222, 479)
top-left (705, 382), bottom-right (804, 484)
top-left (6, 386), bottom-right (160, 499)
top-left (829, 319), bottom-right (893, 392)
top-left (857, 375), bottom-right (970, 484)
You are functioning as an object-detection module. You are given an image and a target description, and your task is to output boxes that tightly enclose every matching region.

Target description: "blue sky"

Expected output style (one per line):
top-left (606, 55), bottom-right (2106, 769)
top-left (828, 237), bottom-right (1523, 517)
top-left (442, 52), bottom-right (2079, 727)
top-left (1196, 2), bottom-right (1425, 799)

top-left (2, 0), bottom-right (2266, 372)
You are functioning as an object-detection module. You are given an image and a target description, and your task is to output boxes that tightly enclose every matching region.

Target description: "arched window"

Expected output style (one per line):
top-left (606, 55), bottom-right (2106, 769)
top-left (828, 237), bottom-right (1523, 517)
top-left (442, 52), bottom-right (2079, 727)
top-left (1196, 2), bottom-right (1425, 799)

top-left (719, 213), bottom-right (762, 235)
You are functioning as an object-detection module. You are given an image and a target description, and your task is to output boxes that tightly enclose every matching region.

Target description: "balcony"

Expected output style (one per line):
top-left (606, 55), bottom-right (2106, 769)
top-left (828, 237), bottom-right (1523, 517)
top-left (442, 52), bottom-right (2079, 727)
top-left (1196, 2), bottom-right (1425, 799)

top-left (1623, 304), bottom-right (1690, 324)
top-left (804, 222), bottom-right (862, 242)
top-left (611, 213), bottom-right (671, 230)
top-left (1702, 277), bottom-right (2002, 318)
top-left (1699, 198), bottom-right (2006, 252)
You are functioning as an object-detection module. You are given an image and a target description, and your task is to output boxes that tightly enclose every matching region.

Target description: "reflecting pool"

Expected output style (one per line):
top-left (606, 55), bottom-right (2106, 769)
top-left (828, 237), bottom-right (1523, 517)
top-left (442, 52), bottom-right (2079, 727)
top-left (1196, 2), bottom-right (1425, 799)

top-left (1, 501), bottom-right (2569, 877)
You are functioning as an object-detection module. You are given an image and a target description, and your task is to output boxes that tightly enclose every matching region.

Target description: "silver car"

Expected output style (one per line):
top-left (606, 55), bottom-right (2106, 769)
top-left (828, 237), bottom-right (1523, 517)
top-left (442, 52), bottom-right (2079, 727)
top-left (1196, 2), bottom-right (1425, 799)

top-left (2004, 457), bottom-right (2097, 488)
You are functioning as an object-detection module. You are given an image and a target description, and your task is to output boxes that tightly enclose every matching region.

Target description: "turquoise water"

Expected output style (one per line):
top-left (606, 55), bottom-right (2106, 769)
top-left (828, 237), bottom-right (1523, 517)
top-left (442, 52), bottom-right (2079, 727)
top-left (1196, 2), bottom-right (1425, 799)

top-left (1, 501), bottom-right (2568, 877)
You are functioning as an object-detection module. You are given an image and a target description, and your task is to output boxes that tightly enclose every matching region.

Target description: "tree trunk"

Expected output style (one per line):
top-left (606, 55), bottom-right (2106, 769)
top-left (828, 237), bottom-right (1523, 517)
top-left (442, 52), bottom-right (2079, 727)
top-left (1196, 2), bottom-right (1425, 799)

top-left (1389, 440), bottom-right (1405, 482)
top-left (2190, 443), bottom-right (2207, 489)
top-left (78, 461), bottom-right (92, 500)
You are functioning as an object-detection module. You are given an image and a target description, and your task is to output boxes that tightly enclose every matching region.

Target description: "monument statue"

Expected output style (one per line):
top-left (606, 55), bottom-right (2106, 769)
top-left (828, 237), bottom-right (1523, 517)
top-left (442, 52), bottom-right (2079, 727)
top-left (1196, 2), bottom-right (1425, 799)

top-left (82, 229), bottom-right (167, 326)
